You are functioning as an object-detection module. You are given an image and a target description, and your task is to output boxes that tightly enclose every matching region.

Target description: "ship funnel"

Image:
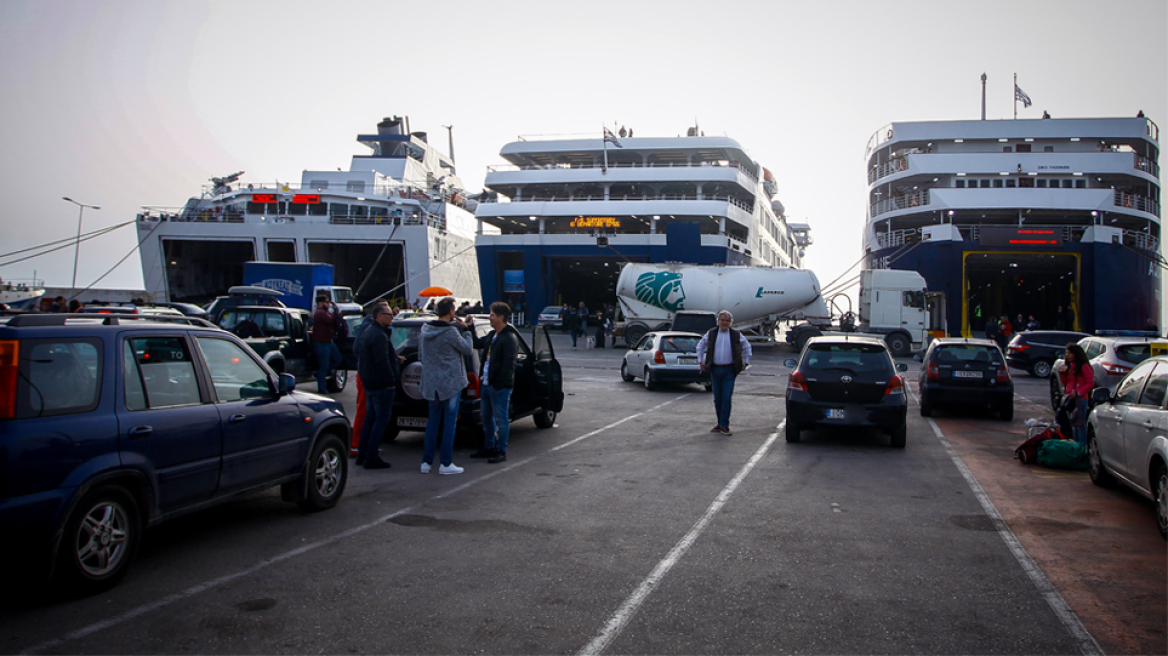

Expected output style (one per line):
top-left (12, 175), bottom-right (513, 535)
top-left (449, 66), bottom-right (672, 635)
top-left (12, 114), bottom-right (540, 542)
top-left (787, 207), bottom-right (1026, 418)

top-left (377, 116), bottom-right (405, 136)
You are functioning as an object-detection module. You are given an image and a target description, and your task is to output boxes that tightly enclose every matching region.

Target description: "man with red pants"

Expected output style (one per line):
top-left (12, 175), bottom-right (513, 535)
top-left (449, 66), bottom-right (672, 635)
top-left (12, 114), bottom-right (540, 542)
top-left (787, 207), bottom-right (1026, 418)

top-left (350, 301), bottom-right (390, 454)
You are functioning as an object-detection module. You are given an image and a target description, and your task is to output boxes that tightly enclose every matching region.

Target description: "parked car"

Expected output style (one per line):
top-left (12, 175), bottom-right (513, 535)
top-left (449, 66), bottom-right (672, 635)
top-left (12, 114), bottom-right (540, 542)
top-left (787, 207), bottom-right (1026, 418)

top-left (1005, 330), bottom-right (1090, 378)
top-left (217, 306), bottom-right (349, 392)
top-left (620, 331), bottom-right (710, 390)
top-left (1050, 334), bottom-right (1158, 410)
top-left (537, 306), bottom-right (568, 331)
top-left (1087, 355), bottom-right (1168, 539)
top-left (205, 286), bottom-right (287, 325)
top-left (152, 301), bottom-right (209, 320)
top-left (784, 335), bottom-right (910, 447)
top-left (0, 313), bottom-right (351, 591)
top-left (382, 315), bottom-right (564, 441)
top-left (917, 337), bottom-right (1013, 420)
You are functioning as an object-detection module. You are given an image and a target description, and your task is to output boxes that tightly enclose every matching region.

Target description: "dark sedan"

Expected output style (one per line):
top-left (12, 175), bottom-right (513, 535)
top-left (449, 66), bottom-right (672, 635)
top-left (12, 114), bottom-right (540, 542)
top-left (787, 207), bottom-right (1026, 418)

top-left (917, 337), bottom-right (1013, 420)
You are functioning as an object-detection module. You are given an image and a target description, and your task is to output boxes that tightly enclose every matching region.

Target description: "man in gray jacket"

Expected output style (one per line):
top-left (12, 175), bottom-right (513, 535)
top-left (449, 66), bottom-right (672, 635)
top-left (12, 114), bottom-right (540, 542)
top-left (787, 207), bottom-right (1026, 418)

top-left (419, 297), bottom-right (474, 474)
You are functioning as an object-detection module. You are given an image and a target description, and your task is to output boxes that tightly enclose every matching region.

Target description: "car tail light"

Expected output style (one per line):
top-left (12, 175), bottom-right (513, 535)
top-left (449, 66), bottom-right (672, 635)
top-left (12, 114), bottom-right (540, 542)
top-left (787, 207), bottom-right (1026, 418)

top-left (1008, 344), bottom-right (1029, 353)
top-left (654, 350), bottom-right (665, 364)
top-left (465, 371), bottom-right (481, 399)
top-left (926, 360), bottom-right (939, 380)
top-left (0, 340), bottom-right (18, 420)
top-left (788, 370), bottom-right (808, 392)
top-left (1102, 362), bottom-right (1131, 376)
top-left (884, 374), bottom-right (905, 396)
top-left (996, 364), bottom-right (1010, 382)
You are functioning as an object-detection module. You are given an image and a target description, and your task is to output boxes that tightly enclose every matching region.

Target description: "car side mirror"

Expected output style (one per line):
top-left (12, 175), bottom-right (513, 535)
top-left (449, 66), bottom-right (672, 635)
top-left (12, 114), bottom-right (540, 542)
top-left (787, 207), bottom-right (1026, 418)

top-left (896, 363), bottom-right (908, 372)
top-left (278, 373), bottom-right (296, 395)
top-left (1090, 387), bottom-right (1110, 404)
top-left (783, 358), bottom-right (797, 368)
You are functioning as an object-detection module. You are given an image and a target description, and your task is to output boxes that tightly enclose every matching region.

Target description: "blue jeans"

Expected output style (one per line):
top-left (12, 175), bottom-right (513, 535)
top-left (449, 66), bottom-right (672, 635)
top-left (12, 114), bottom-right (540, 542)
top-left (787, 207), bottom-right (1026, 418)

top-left (423, 394), bottom-right (461, 466)
top-left (481, 385), bottom-right (513, 453)
top-left (570, 324), bottom-right (578, 347)
top-left (1072, 397), bottom-right (1089, 445)
top-left (358, 387), bottom-right (395, 459)
top-left (710, 365), bottom-right (738, 429)
top-left (313, 342), bottom-right (342, 393)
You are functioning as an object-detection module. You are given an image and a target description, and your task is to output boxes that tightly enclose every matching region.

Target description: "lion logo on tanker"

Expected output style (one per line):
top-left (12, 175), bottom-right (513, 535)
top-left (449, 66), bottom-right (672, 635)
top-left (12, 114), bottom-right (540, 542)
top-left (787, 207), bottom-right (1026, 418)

top-left (634, 271), bottom-right (686, 312)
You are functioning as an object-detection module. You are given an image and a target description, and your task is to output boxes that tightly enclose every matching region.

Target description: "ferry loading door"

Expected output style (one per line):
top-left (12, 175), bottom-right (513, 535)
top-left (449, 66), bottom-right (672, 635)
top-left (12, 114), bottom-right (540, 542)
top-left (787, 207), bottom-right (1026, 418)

top-left (549, 257), bottom-right (622, 312)
top-left (962, 251), bottom-right (1079, 335)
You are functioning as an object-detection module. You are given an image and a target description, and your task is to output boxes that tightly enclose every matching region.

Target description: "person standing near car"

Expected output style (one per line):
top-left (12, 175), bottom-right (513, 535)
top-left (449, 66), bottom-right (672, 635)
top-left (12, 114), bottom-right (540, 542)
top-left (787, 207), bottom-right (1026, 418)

top-left (311, 295), bottom-right (343, 394)
top-left (576, 301), bottom-right (590, 347)
top-left (418, 297), bottom-right (473, 475)
top-left (469, 302), bottom-right (520, 464)
top-left (355, 305), bottom-right (401, 470)
top-left (1058, 342), bottom-right (1095, 446)
top-left (697, 310), bottom-right (752, 435)
top-left (350, 300), bottom-right (390, 455)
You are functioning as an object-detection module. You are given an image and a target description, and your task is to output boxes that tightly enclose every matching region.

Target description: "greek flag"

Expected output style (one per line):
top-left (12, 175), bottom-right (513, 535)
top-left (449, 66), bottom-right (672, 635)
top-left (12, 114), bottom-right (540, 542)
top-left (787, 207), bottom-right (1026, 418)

top-left (603, 127), bottom-right (623, 148)
top-left (1014, 84), bottom-right (1032, 108)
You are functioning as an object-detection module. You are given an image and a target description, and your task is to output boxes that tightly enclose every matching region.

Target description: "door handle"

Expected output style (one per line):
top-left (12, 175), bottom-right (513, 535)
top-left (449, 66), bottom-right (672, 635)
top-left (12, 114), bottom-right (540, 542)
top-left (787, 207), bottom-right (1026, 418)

top-left (1144, 421), bottom-right (1155, 430)
top-left (229, 414), bottom-right (247, 424)
top-left (128, 426), bottom-right (153, 439)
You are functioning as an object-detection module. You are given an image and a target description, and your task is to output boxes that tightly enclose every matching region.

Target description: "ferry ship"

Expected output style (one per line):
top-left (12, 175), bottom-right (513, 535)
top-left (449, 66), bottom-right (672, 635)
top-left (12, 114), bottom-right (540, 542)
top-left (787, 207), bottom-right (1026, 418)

top-left (472, 127), bottom-right (812, 313)
top-left (136, 116), bottom-right (484, 307)
top-left (864, 116), bottom-right (1161, 336)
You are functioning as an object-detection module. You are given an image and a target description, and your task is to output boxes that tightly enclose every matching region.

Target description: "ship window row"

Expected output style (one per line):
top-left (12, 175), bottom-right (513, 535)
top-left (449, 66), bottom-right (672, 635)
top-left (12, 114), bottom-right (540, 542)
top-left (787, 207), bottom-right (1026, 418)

top-left (245, 201), bottom-right (399, 218)
top-left (954, 179), bottom-right (1086, 189)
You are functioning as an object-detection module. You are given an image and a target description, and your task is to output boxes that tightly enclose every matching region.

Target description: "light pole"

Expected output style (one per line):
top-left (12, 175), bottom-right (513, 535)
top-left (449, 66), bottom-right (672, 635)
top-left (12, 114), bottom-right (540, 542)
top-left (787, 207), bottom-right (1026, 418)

top-left (62, 196), bottom-right (100, 299)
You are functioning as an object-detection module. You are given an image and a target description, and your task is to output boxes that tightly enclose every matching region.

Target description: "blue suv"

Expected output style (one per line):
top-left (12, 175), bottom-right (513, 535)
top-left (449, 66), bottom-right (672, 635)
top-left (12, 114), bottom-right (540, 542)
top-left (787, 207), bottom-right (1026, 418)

top-left (0, 314), bottom-right (351, 592)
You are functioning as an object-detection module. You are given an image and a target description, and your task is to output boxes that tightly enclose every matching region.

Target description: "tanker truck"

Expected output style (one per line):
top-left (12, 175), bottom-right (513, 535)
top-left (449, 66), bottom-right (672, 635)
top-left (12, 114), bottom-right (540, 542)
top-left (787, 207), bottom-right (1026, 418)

top-left (614, 264), bottom-right (938, 356)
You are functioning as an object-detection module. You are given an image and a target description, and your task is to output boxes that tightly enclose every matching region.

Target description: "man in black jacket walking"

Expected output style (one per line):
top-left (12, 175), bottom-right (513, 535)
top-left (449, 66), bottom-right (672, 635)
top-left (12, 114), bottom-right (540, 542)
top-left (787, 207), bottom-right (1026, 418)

top-left (469, 301), bottom-right (520, 463)
top-left (355, 305), bottom-right (401, 469)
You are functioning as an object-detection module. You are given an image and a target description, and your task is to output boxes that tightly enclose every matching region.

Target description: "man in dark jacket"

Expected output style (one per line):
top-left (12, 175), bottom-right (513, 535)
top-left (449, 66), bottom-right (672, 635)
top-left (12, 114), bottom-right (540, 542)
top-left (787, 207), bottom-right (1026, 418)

top-left (312, 295), bottom-right (343, 393)
top-left (350, 300), bottom-right (389, 455)
top-left (469, 301), bottom-right (520, 463)
top-left (355, 305), bottom-right (401, 470)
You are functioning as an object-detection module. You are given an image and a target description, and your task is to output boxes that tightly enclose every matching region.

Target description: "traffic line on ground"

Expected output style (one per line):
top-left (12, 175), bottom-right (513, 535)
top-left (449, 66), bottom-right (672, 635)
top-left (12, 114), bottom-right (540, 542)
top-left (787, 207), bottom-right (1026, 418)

top-left (23, 393), bottom-right (694, 655)
top-left (925, 418), bottom-right (1103, 656)
top-left (578, 426), bottom-right (782, 656)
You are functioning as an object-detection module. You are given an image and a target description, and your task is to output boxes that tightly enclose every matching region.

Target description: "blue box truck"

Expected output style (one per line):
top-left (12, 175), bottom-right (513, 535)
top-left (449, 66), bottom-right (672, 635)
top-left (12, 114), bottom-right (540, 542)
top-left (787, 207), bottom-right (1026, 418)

top-left (241, 262), bottom-right (362, 314)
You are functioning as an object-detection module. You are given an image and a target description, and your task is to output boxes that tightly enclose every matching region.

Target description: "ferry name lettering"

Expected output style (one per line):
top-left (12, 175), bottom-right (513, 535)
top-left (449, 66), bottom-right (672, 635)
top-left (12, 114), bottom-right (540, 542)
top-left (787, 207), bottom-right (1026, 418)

top-left (1036, 165), bottom-right (1071, 170)
top-left (258, 278), bottom-right (304, 296)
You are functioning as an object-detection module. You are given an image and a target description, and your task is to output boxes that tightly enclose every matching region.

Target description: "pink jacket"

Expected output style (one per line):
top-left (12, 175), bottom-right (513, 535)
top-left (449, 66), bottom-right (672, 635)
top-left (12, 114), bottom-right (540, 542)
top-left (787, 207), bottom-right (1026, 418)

top-left (1059, 364), bottom-right (1095, 398)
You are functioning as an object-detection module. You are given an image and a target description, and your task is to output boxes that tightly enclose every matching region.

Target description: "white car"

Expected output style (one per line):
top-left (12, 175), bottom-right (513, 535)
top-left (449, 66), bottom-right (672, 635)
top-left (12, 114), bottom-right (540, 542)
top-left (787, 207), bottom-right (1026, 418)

top-left (1087, 355), bottom-right (1168, 539)
top-left (620, 331), bottom-right (710, 391)
top-left (1050, 335), bottom-right (1157, 409)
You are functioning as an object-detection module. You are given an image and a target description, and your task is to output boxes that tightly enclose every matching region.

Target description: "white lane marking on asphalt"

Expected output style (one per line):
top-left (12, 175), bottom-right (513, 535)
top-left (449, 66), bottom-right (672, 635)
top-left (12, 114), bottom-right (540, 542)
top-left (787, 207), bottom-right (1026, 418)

top-left (925, 418), bottom-right (1103, 656)
top-left (24, 392), bottom-right (694, 655)
top-left (578, 426), bottom-right (781, 656)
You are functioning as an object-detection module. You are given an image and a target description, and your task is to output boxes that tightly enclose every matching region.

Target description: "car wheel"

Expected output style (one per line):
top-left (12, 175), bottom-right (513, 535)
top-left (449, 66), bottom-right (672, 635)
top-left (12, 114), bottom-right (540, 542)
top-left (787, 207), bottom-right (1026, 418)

top-left (890, 423), bottom-right (907, 448)
top-left (327, 368), bottom-right (348, 393)
top-left (620, 360), bottom-right (635, 383)
top-left (643, 367), bottom-right (656, 391)
top-left (624, 326), bottom-right (646, 348)
top-left (1087, 429), bottom-right (1115, 488)
top-left (1049, 376), bottom-right (1063, 411)
top-left (298, 435), bottom-right (348, 511)
top-left (997, 400), bottom-right (1014, 422)
top-left (57, 486), bottom-right (141, 593)
top-left (919, 391), bottom-right (933, 417)
top-left (1153, 464), bottom-right (1167, 539)
top-left (533, 407), bottom-right (556, 429)
top-left (884, 333), bottom-right (910, 357)
top-left (785, 420), bottom-right (801, 443)
top-left (1030, 359), bottom-right (1053, 378)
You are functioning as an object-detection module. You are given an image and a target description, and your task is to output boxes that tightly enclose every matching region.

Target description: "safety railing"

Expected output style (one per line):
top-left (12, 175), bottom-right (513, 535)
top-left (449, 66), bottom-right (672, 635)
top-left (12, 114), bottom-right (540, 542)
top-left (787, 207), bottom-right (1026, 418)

top-left (487, 160), bottom-right (758, 183)
top-left (1134, 153), bottom-right (1160, 178)
top-left (868, 157), bottom-right (910, 183)
top-left (874, 228), bottom-right (920, 249)
top-left (1123, 229), bottom-right (1159, 252)
top-left (495, 193), bottom-right (754, 212)
top-left (1114, 191), bottom-right (1161, 216)
top-left (870, 190), bottom-right (930, 218)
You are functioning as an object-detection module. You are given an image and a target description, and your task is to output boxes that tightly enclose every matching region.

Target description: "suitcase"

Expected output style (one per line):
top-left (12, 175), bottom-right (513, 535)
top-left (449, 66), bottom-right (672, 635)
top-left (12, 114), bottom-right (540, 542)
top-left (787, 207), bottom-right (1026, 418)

top-left (1015, 421), bottom-right (1064, 464)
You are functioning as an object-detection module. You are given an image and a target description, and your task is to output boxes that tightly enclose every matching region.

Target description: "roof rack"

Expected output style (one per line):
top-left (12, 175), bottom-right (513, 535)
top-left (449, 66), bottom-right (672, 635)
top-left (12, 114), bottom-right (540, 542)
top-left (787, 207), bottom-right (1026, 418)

top-left (5, 314), bottom-right (217, 328)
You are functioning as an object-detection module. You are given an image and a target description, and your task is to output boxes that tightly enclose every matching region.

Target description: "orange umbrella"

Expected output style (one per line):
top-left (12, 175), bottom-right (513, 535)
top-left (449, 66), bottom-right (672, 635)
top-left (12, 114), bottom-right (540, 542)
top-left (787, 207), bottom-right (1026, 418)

top-left (417, 286), bottom-right (453, 297)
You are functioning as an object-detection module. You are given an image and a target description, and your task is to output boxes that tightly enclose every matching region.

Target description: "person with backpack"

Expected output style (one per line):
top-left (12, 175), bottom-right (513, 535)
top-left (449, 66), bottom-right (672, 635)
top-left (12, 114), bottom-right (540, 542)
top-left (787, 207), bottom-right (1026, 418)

top-left (1057, 342), bottom-right (1095, 445)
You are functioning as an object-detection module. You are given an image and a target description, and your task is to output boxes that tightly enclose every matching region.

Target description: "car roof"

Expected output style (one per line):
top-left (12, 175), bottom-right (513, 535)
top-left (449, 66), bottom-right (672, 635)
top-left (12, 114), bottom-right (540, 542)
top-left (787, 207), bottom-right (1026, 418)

top-left (227, 285), bottom-right (284, 297)
top-left (1, 314), bottom-right (225, 332)
top-left (1080, 335), bottom-right (1158, 346)
top-left (931, 337), bottom-right (1000, 347)
top-left (648, 331), bottom-right (702, 339)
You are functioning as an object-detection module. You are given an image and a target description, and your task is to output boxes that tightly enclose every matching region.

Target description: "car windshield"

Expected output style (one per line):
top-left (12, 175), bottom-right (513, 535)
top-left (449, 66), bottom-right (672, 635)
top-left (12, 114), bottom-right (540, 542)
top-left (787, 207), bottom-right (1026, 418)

top-left (661, 336), bottom-right (700, 353)
top-left (934, 345), bottom-right (1001, 365)
top-left (804, 344), bottom-right (891, 373)
top-left (540, 307), bottom-right (561, 316)
top-left (1116, 343), bottom-right (1152, 365)
top-left (390, 325), bottom-right (421, 351)
top-left (331, 289), bottom-right (354, 303)
top-left (219, 309), bottom-right (287, 336)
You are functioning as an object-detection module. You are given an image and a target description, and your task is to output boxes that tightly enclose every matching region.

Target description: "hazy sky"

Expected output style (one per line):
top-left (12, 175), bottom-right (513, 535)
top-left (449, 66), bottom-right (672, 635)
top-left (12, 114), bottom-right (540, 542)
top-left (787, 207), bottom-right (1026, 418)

top-left (1, 0), bottom-right (1164, 304)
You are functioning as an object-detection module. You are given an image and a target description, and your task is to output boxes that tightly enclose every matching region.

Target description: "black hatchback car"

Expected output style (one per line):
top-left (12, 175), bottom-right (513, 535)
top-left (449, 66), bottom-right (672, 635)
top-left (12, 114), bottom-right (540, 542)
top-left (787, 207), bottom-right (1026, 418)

top-left (383, 316), bottom-right (564, 441)
top-left (784, 335), bottom-right (909, 447)
top-left (917, 338), bottom-right (1013, 420)
top-left (1006, 330), bottom-right (1090, 378)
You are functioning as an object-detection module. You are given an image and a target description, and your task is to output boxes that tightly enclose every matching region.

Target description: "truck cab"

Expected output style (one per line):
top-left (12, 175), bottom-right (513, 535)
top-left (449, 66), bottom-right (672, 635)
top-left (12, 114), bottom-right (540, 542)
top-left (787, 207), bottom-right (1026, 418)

top-left (312, 286), bottom-right (362, 315)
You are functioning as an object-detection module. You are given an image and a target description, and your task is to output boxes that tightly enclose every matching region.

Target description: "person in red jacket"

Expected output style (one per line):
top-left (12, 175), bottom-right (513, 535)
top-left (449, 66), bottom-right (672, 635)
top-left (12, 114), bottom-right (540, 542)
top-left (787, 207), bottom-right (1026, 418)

top-left (1058, 342), bottom-right (1095, 445)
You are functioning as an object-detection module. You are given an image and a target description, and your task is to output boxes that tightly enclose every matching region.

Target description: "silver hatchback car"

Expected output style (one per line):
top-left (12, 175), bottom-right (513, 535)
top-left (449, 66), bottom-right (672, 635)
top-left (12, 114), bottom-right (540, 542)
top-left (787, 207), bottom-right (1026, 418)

top-left (620, 331), bottom-right (710, 391)
top-left (1050, 334), bottom-right (1159, 409)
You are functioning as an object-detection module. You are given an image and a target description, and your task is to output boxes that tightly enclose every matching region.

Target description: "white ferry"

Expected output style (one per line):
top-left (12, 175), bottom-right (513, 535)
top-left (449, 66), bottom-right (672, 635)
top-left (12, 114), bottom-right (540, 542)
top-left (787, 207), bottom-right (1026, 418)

top-left (137, 116), bottom-right (484, 307)
top-left (864, 115), bottom-right (1161, 336)
top-left (0, 277), bottom-right (45, 310)
top-left (472, 126), bottom-right (811, 313)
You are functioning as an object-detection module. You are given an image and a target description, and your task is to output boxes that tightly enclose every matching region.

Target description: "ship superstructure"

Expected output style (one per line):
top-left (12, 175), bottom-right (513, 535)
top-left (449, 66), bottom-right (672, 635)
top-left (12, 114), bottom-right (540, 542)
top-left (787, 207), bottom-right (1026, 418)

top-left (473, 129), bottom-right (811, 313)
top-left (864, 116), bottom-right (1161, 335)
top-left (136, 116), bottom-right (485, 306)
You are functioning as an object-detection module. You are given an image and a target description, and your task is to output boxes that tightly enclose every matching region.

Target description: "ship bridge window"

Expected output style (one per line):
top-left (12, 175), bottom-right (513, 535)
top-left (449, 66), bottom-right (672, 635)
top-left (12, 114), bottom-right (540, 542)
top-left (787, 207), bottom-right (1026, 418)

top-left (1003, 146), bottom-right (1013, 152)
top-left (1044, 146), bottom-right (1054, 152)
top-left (1006, 179), bottom-right (1016, 188)
top-left (1037, 179), bottom-right (1047, 188)
top-left (955, 180), bottom-right (965, 188)
top-left (346, 181), bottom-right (365, 193)
top-left (289, 203), bottom-right (307, 215)
top-left (351, 205), bottom-right (368, 218)
top-left (1075, 179), bottom-right (1086, 188)
top-left (309, 202), bottom-right (328, 216)
top-left (981, 180), bottom-right (991, 188)
top-left (309, 180), bottom-right (329, 189)
top-left (1016, 144), bottom-right (1032, 153)
top-left (370, 206), bottom-right (388, 220)
top-left (329, 203), bottom-right (348, 217)
top-left (993, 179), bottom-right (1004, 188)
top-left (247, 202), bottom-right (278, 215)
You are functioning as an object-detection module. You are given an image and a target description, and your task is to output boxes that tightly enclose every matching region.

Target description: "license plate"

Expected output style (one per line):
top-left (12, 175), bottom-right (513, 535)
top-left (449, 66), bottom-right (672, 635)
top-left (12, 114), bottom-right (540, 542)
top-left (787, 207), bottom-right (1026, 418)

top-left (678, 357), bottom-right (697, 365)
top-left (398, 417), bottom-right (427, 428)
top-left (953, 371), bottom-right (983, 379)
top-left (826, 408), bottom-right (845, 419)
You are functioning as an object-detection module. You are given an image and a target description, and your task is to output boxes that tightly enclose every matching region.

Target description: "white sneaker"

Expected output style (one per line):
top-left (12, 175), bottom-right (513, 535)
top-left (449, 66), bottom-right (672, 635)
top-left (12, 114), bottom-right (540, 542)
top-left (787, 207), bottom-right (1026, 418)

top-left (439, 463), bottom-right (464, 475)
top-left (420, 462), bottom-right (431, 474)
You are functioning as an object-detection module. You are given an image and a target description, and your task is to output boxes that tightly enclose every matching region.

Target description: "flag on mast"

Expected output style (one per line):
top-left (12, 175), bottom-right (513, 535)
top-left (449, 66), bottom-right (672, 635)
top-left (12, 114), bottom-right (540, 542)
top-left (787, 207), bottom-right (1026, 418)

top-left (603, 127), bottom-right (623, 148)
top-left (1014, 84), bottom-right (1032, 108)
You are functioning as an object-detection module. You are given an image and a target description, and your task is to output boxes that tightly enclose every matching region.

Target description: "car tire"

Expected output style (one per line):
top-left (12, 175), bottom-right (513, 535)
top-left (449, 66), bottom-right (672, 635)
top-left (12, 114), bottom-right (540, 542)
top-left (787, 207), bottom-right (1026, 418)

top-left (643, 368), bottom-right (656, 391)
top-left (890, 423), bottom-right (907, 448)
top-left (884, 332), bottom-right (911, 358)
top-left (997, 400), bottom-right (1014, 422)
top-left (56, 485), bottom-right (141, 593)
top-left (620, 361), bottom-right (635, 383)
top-left (785, 420), bottom-right (801, 443)
top-left (1049, 376), bottom-right (1063, 411)
top-left (327, 368), bottom-right (348, 393)
top-left (1087, 429), bottom-right (1115, 488)
top-left (1153, 464), bottom-right (1167, 539)
top-left (533, 407), bottom-right (556, 429)
top-left (298, 435), bottom-right (348, 511)
top-left (919, 391), bottom-right (933, 417)
top-left (795, 327), bottom-right (821, 352)
top-left (1030, 359), bottom-right (1053, 378)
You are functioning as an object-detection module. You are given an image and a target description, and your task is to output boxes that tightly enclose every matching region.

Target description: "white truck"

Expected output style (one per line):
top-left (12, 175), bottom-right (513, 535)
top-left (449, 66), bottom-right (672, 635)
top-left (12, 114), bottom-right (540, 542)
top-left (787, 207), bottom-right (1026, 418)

top-left (614, 264), bottom-right (940, 356)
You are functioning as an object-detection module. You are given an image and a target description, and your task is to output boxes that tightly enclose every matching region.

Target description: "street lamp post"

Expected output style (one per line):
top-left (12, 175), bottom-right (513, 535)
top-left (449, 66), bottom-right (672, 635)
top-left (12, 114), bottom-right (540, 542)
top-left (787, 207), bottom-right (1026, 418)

top-left (62, 196), bottom-right (101, 299)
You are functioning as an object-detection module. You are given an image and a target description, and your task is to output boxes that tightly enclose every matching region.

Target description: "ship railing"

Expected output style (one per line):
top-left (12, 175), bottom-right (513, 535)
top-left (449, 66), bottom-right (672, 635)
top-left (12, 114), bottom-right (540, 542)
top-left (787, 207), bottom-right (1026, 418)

top-left (958, 224), bottom-right (1078, 244)
top-left (870, 190), bottom-right (930, 218)
top-left (201, 181), bottom-right (448, 203)
top-left (1124, 229), bottom-right (1159, 252)
top-left (1114, 191), bottom-right (1161, 216)
top-left (139, 209), bottom-right (246, 223)
top-left (500, 193), bottom-right (754, 212)
top-left (874, 228), bottom-right (920, 249)
top-left (1133, 153), bottom-right (1159, 178)
top-left (0, 277), bottom-right (43, 292)
top-left (487, 161), bottom-right (758, 183)
top-left (868, 156), bottom-right (910, 183)
top-left (328, 212), bottom-right (446, 230)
